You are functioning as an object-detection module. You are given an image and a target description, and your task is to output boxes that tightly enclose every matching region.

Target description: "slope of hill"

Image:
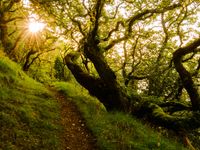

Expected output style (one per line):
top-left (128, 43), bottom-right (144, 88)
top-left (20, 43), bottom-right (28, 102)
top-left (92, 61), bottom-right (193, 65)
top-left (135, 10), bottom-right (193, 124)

top-left (0, 56), bottom-right (187, 150)
top-left (52, 81), bottom-right (188, 150)
top-left (0, 57), bottom-right (60, 149)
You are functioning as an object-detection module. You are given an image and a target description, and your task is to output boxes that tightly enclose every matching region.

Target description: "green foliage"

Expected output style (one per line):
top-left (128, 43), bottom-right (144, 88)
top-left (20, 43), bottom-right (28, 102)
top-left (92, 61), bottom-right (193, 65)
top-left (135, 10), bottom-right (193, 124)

top-left (54, 56), bottom-right (65, 80)
top-left (0, 57), bottom-right (61, 150)
top-left (26, 58), bottom-right (55, 84)
top-left (1, 0), bottom-right (199, 148)
top-left (52, 81), bottom-right (187, 150)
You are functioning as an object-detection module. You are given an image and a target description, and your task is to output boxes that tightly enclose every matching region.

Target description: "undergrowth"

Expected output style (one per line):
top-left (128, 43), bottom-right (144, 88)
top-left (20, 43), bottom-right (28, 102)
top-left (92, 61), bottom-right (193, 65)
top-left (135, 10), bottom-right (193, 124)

top-left (52, 81), bottom-right (188, 150)
top-left (0, 57), bottom-right (60, 150)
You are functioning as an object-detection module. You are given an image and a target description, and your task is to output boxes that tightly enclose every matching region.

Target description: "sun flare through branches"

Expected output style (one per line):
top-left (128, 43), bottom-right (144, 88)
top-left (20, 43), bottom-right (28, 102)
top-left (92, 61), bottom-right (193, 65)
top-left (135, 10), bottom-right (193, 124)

top-left (28, 21), bottom-right (45, 33)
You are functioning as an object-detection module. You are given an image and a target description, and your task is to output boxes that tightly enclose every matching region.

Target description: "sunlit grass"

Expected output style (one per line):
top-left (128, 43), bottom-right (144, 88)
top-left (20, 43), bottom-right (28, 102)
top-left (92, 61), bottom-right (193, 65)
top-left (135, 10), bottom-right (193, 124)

top-left (0, 57), bottom-right (60, 150)
top-left (0, 56), bottom-right (187, 149)
top-left (52, 81), bottom-right (187, 150)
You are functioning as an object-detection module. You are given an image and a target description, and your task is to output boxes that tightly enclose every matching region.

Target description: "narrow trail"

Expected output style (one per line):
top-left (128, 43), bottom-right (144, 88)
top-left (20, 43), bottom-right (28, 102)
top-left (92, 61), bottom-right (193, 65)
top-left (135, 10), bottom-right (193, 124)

top-left (50, 89), bottom-right (98, 150)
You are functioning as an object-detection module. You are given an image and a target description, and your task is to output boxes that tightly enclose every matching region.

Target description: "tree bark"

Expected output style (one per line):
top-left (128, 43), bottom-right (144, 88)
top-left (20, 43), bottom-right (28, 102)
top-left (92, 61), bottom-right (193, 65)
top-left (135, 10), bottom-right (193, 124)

top-left (135, 101), bottom-right (200, 130)
top-left (64, 53), bottom-right (128, 111)
top-left (22, 50), bottom-right (37, 71)
top-left (63, 0), bottom-right (200, 132)
top-left (0, 13), bottom-right (11, 53)
top-left (173, 39), bottom-right (200, 111)
top-left (65, 54), bottom-right (200, 130)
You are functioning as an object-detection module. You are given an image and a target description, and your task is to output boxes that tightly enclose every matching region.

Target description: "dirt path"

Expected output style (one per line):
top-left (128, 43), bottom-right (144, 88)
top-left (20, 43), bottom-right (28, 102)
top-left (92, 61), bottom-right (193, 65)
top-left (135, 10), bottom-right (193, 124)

top-left (52, 90), bottom-right (98, 150)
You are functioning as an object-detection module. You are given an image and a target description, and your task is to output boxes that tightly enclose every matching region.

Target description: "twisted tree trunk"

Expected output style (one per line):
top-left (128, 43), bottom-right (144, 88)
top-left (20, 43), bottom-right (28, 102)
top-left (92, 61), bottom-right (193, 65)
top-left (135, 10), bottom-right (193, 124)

top-left (64, 0), bottom-right (200, 132)
top-left (65, 51), bottom-right (200, 131)
top-left (173, 39), bottom-right (200, 111)
top-left (64, 38), bottom-right (200, 131)
top-left (64, 52), bottom-right (129, 111)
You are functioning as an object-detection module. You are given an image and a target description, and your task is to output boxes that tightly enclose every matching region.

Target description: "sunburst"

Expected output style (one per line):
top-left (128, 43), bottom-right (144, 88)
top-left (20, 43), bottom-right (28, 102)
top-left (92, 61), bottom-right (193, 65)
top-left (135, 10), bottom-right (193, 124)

top-left (28, 21), bottom-right (45, 33)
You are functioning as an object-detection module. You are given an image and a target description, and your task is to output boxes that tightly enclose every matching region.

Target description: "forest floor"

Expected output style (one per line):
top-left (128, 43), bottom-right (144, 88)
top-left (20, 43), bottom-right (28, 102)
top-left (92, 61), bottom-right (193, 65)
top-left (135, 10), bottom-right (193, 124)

top-left (51, 88), bottom-right (98, 150)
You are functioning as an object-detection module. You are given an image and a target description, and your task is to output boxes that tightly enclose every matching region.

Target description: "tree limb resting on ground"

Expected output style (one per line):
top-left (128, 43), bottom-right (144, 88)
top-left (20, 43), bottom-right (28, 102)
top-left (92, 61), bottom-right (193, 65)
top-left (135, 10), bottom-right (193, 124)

top-left (65, 52), bottom-right (200, 131)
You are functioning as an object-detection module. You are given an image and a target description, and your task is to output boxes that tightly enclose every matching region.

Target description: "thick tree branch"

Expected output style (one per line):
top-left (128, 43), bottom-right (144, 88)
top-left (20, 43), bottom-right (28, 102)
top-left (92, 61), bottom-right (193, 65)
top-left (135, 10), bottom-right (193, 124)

top-left (102, 21), bottom-right (125, 41)
top-left (91, 0), bottom-right (105, 38)
top-left (70, 17), bottom-right (86, 36)
top-left (127, 3), bottom-right (181, 34)
top-left (135, 101), bottom-right (200, 130)
top-left (64, 52), bottom-right (126, 111)
top-left (4, 16), bottom-right (24, 23)
top-left (173, 39), bottom-right (200, 111)
top-left (104, 36), bottom-right (128, 51)
top-left (159, 101), bottom-right (191, 113)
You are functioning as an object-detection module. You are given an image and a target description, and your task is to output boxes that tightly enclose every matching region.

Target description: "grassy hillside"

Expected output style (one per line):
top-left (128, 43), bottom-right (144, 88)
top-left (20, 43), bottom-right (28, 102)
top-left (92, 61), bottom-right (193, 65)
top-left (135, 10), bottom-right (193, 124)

top-left (0, 56), bottom-right (187, 150)
top-left (0, 57), bottom-right (60, 150)
top-left (52, 81), bottom-right (188, 150)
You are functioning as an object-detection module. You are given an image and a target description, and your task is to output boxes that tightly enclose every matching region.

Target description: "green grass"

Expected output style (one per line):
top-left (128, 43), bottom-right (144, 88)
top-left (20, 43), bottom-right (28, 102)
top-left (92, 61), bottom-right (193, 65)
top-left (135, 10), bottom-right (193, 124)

top-left (0, 57), bottom-right (61, 150)
top-left (0, 56), bottom-right (188, 150)
top-left (52, 81), bottom-right (188, 150)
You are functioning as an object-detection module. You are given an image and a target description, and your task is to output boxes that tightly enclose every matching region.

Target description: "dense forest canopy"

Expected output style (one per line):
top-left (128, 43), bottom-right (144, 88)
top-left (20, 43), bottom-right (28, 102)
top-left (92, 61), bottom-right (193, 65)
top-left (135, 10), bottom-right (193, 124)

top-left (1, 0), bottom-right (200, 141)
top-left (27, 0), bottom-right (200, 100)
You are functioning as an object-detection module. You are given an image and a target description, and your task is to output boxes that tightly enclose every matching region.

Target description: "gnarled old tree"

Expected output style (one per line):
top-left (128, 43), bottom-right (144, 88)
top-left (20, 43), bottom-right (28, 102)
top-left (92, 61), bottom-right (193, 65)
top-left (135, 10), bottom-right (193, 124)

top-left (32, 0), bottom-right (200, 131)
top-left (173, 39), bottom-right (200, 111)
top-left (0, 0), bottom-right (24, 57)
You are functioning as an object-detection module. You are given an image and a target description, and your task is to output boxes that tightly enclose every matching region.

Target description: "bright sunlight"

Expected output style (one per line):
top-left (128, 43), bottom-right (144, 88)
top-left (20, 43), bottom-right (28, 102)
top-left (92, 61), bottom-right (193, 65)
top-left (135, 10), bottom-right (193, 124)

top-left (28, 21), bottom-right (45, 33)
